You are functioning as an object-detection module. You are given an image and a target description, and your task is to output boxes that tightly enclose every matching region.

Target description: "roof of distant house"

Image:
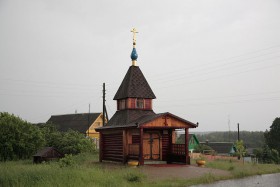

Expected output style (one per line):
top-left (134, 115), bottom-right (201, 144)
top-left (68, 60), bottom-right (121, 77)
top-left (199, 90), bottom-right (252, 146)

top-left (33, 147), bottom-right (63, 157)
top-left (47, 113), bottom-right (101, 133)
top-left (201, 142), bottom-right (236, 154)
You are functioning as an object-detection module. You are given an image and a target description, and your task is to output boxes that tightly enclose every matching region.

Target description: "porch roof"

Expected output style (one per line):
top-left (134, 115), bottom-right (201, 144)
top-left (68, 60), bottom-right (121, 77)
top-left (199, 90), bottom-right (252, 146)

top-left (96, 110), bottom-right (197, 130)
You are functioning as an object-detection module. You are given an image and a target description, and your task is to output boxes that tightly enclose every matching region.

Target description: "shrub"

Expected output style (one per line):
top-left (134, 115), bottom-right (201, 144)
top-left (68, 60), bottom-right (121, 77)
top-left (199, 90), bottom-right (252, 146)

top-left (124, 173), bottom-right (142, 182)
top-left (39, 124), bottom-right (96, 155)
top-left (0, 112), bottom-right (45, 161)
top-left (59, 154), bottom-right (75, 167)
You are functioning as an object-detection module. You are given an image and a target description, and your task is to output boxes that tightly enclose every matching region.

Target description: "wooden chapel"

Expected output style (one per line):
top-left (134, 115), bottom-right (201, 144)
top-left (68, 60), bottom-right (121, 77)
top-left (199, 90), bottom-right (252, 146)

top-left (96, 28), bottom-right (198, 165)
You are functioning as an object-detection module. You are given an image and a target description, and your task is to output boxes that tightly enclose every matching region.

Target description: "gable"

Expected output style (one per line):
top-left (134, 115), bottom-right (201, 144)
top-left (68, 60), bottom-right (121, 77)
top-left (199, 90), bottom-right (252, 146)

top-left (87, 114), bottom-right (106, 133)
top-left (188, 134), bottom-right (200, 149)
top-left (141, 113), bottom-right (197, 128)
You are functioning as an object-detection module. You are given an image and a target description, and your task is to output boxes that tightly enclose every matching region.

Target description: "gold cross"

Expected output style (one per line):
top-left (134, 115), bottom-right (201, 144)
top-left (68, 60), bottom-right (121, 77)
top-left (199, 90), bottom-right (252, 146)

top-left (131, 28), bottom-right (138, 44)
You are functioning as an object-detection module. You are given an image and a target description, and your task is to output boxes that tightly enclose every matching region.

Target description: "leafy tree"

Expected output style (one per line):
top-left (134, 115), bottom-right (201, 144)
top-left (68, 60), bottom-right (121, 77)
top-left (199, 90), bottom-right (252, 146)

top-left (57, 130), bottom-right (96, 154)
top-left (38, 123), bottom-right (96, 155)
top-left (271, 149), bottom-right (280, 164)
top-left (261, 145), bottom-right (271, 163)
top-left (264, 117), bottom-right (280, 153)
top-left (254, 144), bottom-right (280, 164)
top-left (235, 140), bottom-right (246, 159)
top-left (0, 112), bottom-right (45, 161)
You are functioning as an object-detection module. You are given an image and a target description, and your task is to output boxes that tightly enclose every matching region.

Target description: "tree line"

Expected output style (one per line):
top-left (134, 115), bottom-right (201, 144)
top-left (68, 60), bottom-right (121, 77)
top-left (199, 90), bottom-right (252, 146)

top-left (0, 112), bottom-right (95, 161)
top-left (195, 131), bottom-right (265, 148)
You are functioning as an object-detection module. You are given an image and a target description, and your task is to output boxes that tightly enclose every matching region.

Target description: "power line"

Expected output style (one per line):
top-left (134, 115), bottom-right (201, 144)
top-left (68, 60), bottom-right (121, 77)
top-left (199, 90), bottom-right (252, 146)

top-left (151, 54), bottom-right (280, 84)
top-left (157, 96), bottom-right (280, 108)
top-left (159, 90), bottom-right (280, 102)
top-left (155, 60), bottom-right (280, 89)
top-left (149, 44), bottom-right (280, 79)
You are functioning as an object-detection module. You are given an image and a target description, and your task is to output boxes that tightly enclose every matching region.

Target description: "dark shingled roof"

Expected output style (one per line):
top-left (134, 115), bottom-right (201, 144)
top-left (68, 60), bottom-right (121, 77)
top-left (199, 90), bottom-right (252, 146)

top-left (97, 110), bottom-right (197, 129)
top-left (201, 142), bottom-right (236, 155)
top-left (113, 66), bottom-right (156, 100)
top-left (33, 147), bottom-right (63, 157)
top-left (103, 109), bottom-right (156, 128)
top-left (47, 113), bottom-right (101, 133)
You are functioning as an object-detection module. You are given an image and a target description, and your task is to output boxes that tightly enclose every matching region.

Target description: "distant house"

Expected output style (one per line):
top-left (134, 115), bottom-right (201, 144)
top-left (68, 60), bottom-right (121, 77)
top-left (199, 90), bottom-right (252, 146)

top-left (201, 142), bottom-right (236, 155)
top-left (188, 134), bottom-right (200, 153)
top-left (47, 113), bottom-right (107, 139)
top-left (176, 133), bottom-right (200, 153)
top-left (33, 147), bottom-right (64, 163)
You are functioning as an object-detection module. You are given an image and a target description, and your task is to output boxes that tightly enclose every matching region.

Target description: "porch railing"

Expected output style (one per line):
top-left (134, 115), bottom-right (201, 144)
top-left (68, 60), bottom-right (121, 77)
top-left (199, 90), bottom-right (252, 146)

top-left (171, 144), bottom-right (185, 155)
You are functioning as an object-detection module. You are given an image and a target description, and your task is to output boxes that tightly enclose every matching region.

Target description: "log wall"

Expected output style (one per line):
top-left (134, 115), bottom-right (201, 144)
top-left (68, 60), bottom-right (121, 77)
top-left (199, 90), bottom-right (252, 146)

top-left (102, 132), bottom-right (123, 162)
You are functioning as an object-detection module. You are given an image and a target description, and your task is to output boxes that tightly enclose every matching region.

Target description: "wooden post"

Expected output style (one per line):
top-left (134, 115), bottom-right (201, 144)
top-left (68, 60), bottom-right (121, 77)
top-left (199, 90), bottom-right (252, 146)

top-left (167, 129), bottom-right (173, 163)
top-left (139, 128), bottom-right (144, 165)
top-left (99, 132), bottom-right (103, 162)
top-left (185, 128), bottom-right (190, 164)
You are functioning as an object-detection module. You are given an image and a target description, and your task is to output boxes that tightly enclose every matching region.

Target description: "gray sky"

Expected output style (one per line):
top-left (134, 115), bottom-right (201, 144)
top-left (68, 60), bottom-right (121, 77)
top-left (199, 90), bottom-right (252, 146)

top-left (0, 0), bottom-right (280, 132)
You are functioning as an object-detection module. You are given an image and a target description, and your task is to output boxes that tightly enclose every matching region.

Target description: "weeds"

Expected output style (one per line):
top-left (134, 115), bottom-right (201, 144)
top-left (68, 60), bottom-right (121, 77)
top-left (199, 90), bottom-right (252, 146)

top-left (1, 153), bottom-right (280, 187)
top-left (125, 173), bottom-right (142, 182)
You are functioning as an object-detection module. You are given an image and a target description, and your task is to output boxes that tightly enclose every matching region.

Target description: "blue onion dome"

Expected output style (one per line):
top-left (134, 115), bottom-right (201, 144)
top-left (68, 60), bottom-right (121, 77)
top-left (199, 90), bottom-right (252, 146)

top-left (131, 47), bottom-right (138, 61)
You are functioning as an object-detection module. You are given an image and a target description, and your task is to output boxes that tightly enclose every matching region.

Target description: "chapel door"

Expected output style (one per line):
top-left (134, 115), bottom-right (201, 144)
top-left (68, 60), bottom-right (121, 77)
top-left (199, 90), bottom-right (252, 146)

top-left (143, 132), bottom-right (160, 160)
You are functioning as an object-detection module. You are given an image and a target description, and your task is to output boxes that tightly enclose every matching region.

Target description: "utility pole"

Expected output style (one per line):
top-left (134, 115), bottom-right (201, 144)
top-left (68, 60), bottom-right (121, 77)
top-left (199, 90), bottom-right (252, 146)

top-left (102, 83), bottom-right (106, 126)
top-left (88, 104), bottom-right (90, 137)
top-left (228, 115), bottom-right (231, 142)
top-left (237, 123), bottom-right (240, 141)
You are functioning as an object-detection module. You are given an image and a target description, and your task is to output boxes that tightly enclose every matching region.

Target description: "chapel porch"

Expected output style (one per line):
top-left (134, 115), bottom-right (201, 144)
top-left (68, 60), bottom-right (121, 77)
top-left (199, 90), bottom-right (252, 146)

top-left (127, 127), bottom-right (190, 165)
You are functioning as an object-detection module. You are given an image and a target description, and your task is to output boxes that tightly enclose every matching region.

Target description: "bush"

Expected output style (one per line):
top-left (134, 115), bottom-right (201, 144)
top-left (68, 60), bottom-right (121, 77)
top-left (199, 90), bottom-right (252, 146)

top-left (39, 124), bottom-right (96, 155)
top-left (0, 112), bottom-right (45, 161)
top-left (59, 154), bottom-right (75, 167)
top-left (255, 145), bottom-right (280, 164)
top-left (0, 113), bottom-right (96, 161)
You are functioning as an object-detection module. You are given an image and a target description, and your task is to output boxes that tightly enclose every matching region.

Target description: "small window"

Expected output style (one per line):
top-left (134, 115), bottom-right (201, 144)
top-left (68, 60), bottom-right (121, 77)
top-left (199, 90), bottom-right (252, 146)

top-left (136, 98), bottom-right (144, 108)
top-left (117, 99), bottom-right (126, 110)
top-left (132, 135), bottom-right (140, 144)
top-left (144, 99), bottom-right (152, 109)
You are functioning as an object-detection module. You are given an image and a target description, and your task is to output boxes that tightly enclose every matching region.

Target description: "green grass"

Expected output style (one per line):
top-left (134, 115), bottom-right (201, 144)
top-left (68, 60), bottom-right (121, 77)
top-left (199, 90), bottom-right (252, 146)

top-left (206, 158), bottom-right (280, 178)
top-left (0, 153), bottom-right (146, 187)
top-left (1, 154), bottom-right (280, 187)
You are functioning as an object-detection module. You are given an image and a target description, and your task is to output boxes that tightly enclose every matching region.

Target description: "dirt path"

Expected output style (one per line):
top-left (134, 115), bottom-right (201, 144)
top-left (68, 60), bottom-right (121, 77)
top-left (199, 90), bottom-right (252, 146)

top-left (140, 164), bottom-right (232, 180)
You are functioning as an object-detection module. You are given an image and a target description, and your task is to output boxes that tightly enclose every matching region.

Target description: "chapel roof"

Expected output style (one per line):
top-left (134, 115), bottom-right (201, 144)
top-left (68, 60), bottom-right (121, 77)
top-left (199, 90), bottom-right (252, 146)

top-left (98, 110), bottom-right (197, 129)
top-left (113, 66), bottom-right (156, 100)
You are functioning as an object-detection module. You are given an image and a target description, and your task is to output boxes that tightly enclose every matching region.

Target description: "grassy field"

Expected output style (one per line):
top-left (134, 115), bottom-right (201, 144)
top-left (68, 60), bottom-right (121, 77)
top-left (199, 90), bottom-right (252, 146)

top-left (1, 153), bottom-right (280, 187)
top-left (206, 158), bottom-right (280, 178)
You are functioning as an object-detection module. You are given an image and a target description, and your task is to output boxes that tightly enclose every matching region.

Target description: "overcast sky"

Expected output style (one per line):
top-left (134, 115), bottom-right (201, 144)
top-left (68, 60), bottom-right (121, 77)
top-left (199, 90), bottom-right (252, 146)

top-left (0, 0), bottom-right (280, 132)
